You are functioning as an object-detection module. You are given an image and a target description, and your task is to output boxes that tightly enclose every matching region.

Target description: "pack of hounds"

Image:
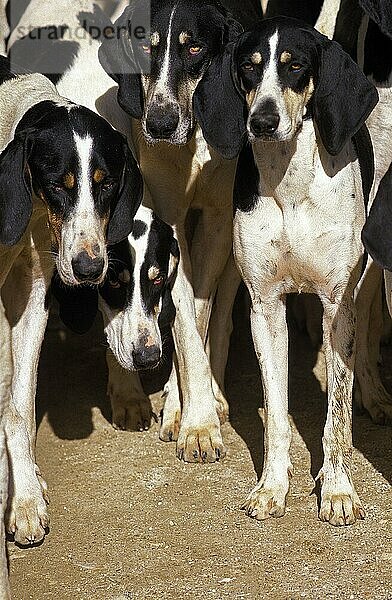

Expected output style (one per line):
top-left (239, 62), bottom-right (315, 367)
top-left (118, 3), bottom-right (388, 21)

top-left (0, 0), bottom-right (391, 596)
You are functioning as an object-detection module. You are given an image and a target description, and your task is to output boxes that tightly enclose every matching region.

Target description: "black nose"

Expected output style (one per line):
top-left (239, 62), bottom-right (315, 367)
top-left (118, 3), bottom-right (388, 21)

top-left (72, 251), bottom-right (105, 282)
top-left (146, 106), bottom-right (179, 139)
top-left (250, 112), bottom-right (280, 137)
top-left (132, 345), bottom-right (161, 370)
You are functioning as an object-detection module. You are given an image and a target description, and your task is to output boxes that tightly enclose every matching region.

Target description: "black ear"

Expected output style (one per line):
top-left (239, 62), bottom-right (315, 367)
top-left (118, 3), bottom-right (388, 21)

top-left (0, 133), bottom-right (33, 245)
top-left (51, 273), bottom-right (98, 334)
top-left (362, 164), bottom-right (392, 270)
top-left (313, 37), bottom-right (378, 156)
top-left (194, 42), bottom-right (247, 160)
top-left (98, 4), bottom-right (144, 118)
top-left (107, 142), bottom-right (143, 245)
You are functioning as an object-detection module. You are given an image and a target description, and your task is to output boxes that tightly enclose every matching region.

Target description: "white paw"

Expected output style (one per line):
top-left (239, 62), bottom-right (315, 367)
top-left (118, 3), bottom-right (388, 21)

top-left (242, 478), bottom-right (289, 520)
top-left (176, 420), bottom-right (226, 463)
top-left (319, 468), bottom-right (365, 526)
top-left (7, 471), bottom-right (49, 545)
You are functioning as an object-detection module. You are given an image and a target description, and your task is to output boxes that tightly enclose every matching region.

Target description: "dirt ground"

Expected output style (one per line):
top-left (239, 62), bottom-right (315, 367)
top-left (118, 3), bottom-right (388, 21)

top-left (7, 292), bottom-right (392, 600)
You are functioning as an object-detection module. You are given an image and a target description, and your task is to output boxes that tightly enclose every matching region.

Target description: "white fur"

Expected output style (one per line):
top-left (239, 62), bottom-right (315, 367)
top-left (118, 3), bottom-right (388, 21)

top-left (238, 72), bottom-right (366, 524)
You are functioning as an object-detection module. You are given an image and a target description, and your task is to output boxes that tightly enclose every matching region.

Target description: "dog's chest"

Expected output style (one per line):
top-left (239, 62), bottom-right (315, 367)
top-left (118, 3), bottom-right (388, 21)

top-left (235, 125), bottom-right (364, 292)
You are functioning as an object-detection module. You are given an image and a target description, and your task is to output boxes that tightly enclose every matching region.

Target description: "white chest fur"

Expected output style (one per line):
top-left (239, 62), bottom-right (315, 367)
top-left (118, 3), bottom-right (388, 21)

top-left (233, 120), bottom-right (365, 297)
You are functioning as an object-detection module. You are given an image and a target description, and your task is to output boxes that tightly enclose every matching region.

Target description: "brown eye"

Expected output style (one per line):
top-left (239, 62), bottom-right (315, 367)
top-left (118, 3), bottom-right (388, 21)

top-left (290, 63), bottom-right (302, 71)
top-left (189, 46), bottom-right (202, 55)
top-left (153, 274), bottom-right (164, 286)
top-left (242, 62), bottom-right (254, 71)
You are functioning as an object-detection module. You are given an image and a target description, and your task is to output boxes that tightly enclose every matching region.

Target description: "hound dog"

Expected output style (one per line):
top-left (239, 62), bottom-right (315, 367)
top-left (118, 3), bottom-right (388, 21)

top-left (195, 17), bottom-right (378, 524)
top-left (98, 0), bottom-right (262, 462)
top-left (54, 204), bottom-right (179, 431)
top-left (8, 0), bottom-right (180, 431)
top-left (0, 57), bottom-right (142, 544)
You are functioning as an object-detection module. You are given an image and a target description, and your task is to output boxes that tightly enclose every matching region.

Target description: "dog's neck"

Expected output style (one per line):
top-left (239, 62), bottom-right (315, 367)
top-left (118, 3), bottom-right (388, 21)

top-left (251, 120), bottom-right (318, 201)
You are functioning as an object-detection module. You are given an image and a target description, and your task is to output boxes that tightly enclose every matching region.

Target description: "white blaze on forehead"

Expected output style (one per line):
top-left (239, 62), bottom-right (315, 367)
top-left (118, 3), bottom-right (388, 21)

top-left (156, 4), bottom-right (177, 91)
top-left (129, 206), bottom-right (153, 315)
top-left (74, 133), bottom-right (94, 215)
top-left (259, 30), bottom-right (280, 97)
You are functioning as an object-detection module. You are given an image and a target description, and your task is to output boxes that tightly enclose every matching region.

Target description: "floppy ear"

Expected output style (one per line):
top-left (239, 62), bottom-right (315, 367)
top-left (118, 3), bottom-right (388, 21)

top-left (0, 133), bottom-right (33, 246)
top-left (107, 142), bottom-right (143, 245)
top-left (51, 274), bottom-right (98, 334)
top-left (98, 4), bottom-right (144, 118)
top-left (362, 164), bottom-right (392, 270)
top-left (193, 42), bottom-right (247, 160)
top-left (312, 38), bottom-right (378, 156)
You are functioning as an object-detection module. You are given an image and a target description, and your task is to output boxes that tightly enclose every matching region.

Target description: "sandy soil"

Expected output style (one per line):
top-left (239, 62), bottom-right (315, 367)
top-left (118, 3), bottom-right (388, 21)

top-left (7, 293), bottom-right (392, 600)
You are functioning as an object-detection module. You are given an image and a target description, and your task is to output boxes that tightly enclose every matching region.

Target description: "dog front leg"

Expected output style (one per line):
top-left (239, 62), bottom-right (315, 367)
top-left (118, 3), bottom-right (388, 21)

top-left (170, 225), bottom-right (225, 463)
top-left (318, 293), bottom-right (365, 526)
top-left (242, 295), bottom-right (293, 520)
top-left (4, 248), bottom-right (51, 545)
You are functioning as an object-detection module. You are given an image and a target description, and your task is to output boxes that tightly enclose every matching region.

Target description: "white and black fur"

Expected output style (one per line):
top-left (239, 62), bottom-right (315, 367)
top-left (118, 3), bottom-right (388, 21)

top-left (98, 0), bottom-right (262, 462)
top-left (8, 0), bottom-right (184, 434)
top-left (0, 57), bottom-right (142, 545)
top-left (53, 205), bottom-right (179, 431)
top-left (195, 17), bottom-right (378, 525)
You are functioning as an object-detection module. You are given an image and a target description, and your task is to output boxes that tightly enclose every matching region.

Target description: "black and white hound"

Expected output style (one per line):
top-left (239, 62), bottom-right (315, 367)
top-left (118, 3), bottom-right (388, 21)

top-left (54, 204), bottom-right (179, 431)
top-left (0, 57), bottom-right (142, 544)
top-left (195, 17), bottom-right (378, 525)
top-left (98, 0), bottom-right (262, 462)
top-left (8, 0), bottom-right (180, 432)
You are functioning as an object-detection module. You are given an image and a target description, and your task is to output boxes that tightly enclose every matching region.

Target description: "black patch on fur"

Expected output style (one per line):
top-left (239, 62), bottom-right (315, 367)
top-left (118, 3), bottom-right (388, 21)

top-left (265, 0), bottom-right (323, 25)
top-left (359, 0), bottom-right (392, 39)
top-left (132, 220), bottom-right (148, 240)
top-left (0, 55), bottom-right (17, 85)
top-left (234, 143), bottom-right (260, 213)
top-left (364, 18), bottom-right (392, 82)
top-left (362, 163), bottom-right (392, 271)
top-left (352, 125), bottom-right (374, 214)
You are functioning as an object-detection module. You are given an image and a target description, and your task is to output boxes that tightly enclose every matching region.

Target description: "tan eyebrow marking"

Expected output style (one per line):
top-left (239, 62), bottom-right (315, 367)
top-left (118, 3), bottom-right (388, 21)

top-left (251, 51), bottom-right (262, 64)
top-left (93, 169), bottom-right (105, 183)
top-left (280, 51), bottom-right (292, 64)
top-left (148, 266), bottom-right (160, 280)
top-left (179, 31), bottom-right (191, 45)
top-left (151, 31), bottom-right (159, 46)
top-left (63, 172), bottom-right (75, 189)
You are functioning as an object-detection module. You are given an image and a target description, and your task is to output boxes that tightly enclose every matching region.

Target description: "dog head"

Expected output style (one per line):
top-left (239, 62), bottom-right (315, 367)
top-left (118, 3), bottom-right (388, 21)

top-left (0, 99), bottom-right (142, 285)
top-left (194, 16), bottom-right (378, 158)
top-left (99, 0), bottom-right (242, 145)
top-left (100, 206), bottom-right (179, 371)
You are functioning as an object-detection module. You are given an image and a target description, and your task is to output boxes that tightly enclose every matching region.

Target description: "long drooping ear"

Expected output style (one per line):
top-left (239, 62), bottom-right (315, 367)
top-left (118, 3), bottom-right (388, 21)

top-left (312, 37), bottom-right (378, 156)
top-left (98, 3), bottom-right (144, 118)
top-left (362, 164), bottom-right (392, 270)
top-left (107, 142), bottom-right (143, 245)
top-left (0, 132), bottom-right (33, 246)
top-left (193, 42), bottom-right (247, 160)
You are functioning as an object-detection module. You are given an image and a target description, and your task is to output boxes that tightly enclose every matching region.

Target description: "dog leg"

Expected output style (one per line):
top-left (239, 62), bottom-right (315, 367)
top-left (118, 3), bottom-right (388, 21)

top-left (207, 253), bottom-right (241, 421)
top-left (0, 425), bottom-right (10, 600)
top-left (3, 246), bottom-right (51, 545)
top-left (355, 260), bottom-right (392, 423)
top-left (0, 298), bottom-right (11, 598)
top-left (106, 351), bottom-right (152, 431)
top-left (171, 225), bottom-right (225, 463)
top-left (160, 356), bottom-right (182, 442)
top-left (318, 293), bottom-right (365, 526)
top-left (242, 295), bottom-right (292, 520)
